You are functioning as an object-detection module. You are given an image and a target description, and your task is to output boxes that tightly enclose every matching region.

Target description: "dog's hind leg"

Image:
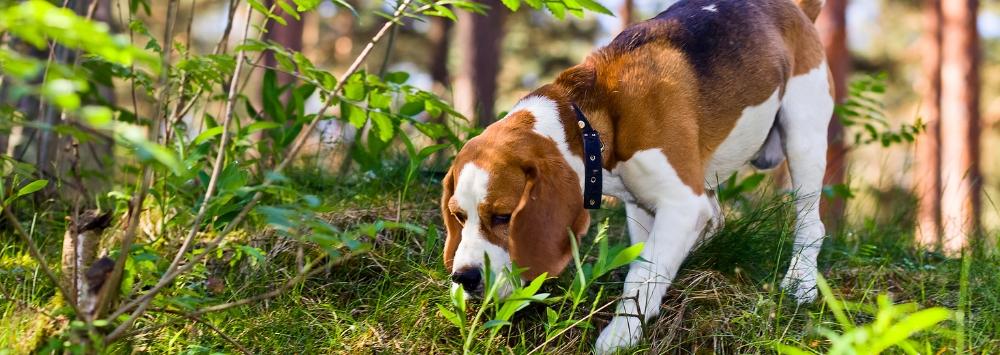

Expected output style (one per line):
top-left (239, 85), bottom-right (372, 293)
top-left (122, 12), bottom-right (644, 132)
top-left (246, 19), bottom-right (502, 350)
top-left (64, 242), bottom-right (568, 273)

top-left (778, 63), bottom-right (835, 303)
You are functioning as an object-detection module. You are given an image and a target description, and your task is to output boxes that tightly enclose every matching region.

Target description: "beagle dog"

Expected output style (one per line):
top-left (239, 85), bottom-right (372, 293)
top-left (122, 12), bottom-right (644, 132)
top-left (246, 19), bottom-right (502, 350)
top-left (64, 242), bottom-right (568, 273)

top-left (441, 0), bottom-right (833, 352)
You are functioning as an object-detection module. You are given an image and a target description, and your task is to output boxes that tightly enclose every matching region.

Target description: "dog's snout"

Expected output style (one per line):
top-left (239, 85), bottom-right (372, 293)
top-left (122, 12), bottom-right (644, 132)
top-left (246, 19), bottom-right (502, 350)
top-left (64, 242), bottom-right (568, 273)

top-left (451, 267), bottom-right (482, 292)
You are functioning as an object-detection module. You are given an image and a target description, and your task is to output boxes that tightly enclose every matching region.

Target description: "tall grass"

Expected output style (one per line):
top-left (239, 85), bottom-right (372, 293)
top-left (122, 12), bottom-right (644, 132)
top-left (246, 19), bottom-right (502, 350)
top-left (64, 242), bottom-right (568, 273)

top-left (2, 162), bottom-right (997, 353)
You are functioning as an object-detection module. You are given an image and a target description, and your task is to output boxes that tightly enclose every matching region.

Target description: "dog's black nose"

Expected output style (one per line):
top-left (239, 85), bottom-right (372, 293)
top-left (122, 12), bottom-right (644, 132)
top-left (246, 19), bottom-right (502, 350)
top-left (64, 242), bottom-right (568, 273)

top-left (451, 267), bottom-right (482, 292)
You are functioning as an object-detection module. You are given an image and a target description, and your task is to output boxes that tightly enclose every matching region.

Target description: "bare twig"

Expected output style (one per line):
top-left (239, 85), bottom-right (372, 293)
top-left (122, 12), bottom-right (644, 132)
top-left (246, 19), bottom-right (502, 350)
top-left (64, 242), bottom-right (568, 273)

top-left (92, 0), bottom-right (179, 320)
top-left (149, 308), bottom-right (253, 355)
top-left (163, 2), bottom-right (254, 294)
top-left (120, 250), bottom-right (365, 340)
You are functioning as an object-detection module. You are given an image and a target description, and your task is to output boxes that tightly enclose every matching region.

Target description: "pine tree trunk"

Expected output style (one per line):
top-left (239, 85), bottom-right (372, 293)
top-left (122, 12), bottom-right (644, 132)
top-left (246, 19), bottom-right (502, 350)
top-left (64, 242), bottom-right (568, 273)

top-left (939, 0), bottom-right (981, 252)
top-left (620, 0), bottom-right (634, 31)
top-left (454, 3), bottom-right (507, 127)
top-left (428, 16), bottom-right (453, 91)
top-left (264, 1), bottom-right (304, 88)
top-left (916, 0), bottom-right (943, 247)
top-left (816, 0), bottom-right (848, 229)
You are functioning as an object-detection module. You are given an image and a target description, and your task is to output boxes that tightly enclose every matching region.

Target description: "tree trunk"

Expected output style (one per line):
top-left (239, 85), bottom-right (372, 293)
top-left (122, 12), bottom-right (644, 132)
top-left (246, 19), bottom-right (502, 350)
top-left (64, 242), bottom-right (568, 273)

top-left (264, 1), bottom-right (304, 88)
top-left (454, 3), bottom-right (507, 126)
top-left (939, 0), bottom-right (981, 252)
top-left (620, 0), bottom-right (634, 31)
top-left (816, 0), bottom-right (848, 229)
top-left (916, 0), bottom-right (943, 248)
top-left (428, 16), bottom-right (453, 92)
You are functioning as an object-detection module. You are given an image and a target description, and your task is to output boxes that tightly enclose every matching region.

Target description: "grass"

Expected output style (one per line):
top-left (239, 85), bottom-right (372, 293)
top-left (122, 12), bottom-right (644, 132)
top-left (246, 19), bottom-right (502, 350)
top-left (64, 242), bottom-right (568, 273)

top-left (2, 161), bottom-right (998, 354)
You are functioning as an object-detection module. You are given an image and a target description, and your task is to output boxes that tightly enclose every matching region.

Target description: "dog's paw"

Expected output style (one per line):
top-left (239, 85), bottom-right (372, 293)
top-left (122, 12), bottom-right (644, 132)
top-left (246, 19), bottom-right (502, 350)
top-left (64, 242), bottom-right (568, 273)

top-left (780, 267), bottom-right (818, 303)
top-left (594, 316), bottom-right (642, 354)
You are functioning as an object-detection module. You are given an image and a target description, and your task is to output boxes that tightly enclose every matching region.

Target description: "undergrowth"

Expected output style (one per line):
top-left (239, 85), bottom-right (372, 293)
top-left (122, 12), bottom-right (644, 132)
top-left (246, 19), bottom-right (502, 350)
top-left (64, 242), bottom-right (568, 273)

top-left (2, 161), bottom-right (998, 354)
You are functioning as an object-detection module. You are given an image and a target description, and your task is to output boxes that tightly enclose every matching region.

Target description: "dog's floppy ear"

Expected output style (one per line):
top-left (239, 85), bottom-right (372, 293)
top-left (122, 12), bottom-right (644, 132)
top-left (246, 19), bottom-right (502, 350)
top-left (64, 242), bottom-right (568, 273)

top-left (555, 62), bottom-right (597, 100)
top-left (441, 166), bottom-right (463, 271)
top-left (508, 161), bottom-right (590, 279)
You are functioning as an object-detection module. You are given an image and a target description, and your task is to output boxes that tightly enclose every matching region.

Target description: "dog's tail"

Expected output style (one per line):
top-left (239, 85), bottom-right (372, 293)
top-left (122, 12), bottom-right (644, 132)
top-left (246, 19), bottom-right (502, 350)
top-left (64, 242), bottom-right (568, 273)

top-left (795, 0), bottom-right (823, 22)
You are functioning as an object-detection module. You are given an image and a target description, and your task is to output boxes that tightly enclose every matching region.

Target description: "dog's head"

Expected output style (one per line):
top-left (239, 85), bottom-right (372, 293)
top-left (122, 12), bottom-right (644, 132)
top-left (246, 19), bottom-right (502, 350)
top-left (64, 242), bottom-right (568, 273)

top-left (441, 106), bottom-right (591, 298)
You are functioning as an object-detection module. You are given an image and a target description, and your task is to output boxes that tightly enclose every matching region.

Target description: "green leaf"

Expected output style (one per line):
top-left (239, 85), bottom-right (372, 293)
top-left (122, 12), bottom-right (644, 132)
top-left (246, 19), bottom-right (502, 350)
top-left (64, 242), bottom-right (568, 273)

top-left (370, 111), bottom-right (395, 142)
top-left (341, 102), bottom-right (367, 128)
top-left (384, 71), bottom-right (410, 84)
top-left (425, 5), bottom-right (458, 21)
top-left (243, 121), bottom-right (282, 134)
top-left (292, 0), bottom-right (323, 11)
top-left (275, 0), bottom-right (301, 21)
top-left (816, 275), bottom-right (853, 330)
top-left (192, 126), bottom-right (225, 145)
top-left (483, 319), bottom-right (512, 329)
top-left (574, 0), bottom-right (613, 15)
top-left (418, 144), bottom-right (450, 159)
top-left (500, 0), bottom-right (521, 11)
top-left (343, 75), bottom-right (366, 101)
top-left (368, 91), bottom-right (392, 110)
top-left (16, 180), bottom-right (49, 198)
top-left (545, 2), bottom-right (567, 19)
top-left (605, 242), bottom-right (644, 273)
top-left (437, 304), bottom-right (462, 327)
top-left (248, 0), bottom-right (287, 25)
top-left (870, 308), bottom-right (951, 353)
top-left (81, 106), bottom-right (113, 128)
top-left (522, 0), bottom-right (543, 9)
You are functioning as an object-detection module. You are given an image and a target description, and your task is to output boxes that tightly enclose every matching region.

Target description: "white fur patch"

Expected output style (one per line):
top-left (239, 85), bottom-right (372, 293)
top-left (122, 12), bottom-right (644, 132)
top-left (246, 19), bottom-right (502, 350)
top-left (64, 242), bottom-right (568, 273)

top-left (701, 4), bottom-right (718, 12)
top-left (705, 88), bottom-right (782, 187)
top-left (509, 96), bottom-right (586, 192)
top-left (451, 164), bottom-right (511, 287)
top-left (778, 61), bottom-right (834, 302)
top-left (596, 150), bottom-right (711, 353)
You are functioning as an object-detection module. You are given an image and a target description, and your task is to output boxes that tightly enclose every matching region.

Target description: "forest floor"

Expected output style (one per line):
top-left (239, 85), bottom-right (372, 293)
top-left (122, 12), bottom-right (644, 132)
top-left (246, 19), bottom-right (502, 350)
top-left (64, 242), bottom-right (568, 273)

top-left (2, 162), bottom-right (998, 354)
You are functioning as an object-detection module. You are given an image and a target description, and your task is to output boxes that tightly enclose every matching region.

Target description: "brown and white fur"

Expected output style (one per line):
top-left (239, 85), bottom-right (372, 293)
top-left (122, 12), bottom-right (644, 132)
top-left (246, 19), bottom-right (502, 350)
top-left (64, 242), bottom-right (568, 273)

top-left (440, 0), bottom-right (834, 352)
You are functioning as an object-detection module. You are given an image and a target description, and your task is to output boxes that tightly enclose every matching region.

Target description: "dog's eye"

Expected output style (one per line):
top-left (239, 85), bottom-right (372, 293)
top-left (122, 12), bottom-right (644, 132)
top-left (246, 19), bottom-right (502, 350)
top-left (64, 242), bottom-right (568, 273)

top-left (491, 214), bottom-right (511, 226)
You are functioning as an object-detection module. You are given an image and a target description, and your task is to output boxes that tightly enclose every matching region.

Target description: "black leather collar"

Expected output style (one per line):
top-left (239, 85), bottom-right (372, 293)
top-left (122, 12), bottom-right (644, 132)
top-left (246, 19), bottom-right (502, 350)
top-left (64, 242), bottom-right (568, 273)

top-left (571, 103), bottom-right (603, 209)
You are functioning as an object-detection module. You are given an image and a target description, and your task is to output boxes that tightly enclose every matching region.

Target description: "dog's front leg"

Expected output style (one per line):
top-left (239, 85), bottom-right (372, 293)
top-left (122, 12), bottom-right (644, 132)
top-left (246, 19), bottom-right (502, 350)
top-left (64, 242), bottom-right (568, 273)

top-left (594, 196), bottom-right (711, 354)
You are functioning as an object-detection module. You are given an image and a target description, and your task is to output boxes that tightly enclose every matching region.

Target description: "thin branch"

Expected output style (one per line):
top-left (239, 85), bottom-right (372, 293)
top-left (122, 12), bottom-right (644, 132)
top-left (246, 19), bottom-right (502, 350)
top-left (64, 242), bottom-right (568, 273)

top-left (163, 2), bottom-right (254, 298)
top-left (213, 0), bottom-right (241, 55)
top-left (1, 207), bottom-right (84, 317)
top-left (124, 250), bottom-right (364, 339)
top-left (92, 0), bottom-right (179, 320)
top-left (105, 0), bottom-right (419, 340)
top-left (149, 308), bottom-right (253, 355)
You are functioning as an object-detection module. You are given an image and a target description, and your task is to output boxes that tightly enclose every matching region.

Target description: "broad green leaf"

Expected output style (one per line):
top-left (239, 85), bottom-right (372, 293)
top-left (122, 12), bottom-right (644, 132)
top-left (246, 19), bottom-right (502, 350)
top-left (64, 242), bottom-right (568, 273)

top-left (292, 0), bottom-right (323, 11)
top-left (81, 106), bottom-right (113, 128)
top-left (370, 111), bottom-right (395, 142)
top-left (384, 71), bottom-right (410, 84)
top-left (606, 242), bottom-right (644, 273)
top-left (16, 180), bottom-right (49, 198)
top-left (870, 308), bottom-right (951, 353)
top-left (341, 102), bottom-right (367, 128)
top-left (483, 319), bottom-right (512, 329)
top-left (192, 126), bottom-right (225, 145)
top-left (500, 0), bottom-right (521, 11)
top-left (243, 121), bottom-right (283, 134)
top-left (437, 304), bottom-right (462, 327)
top-left (275, 0), bottom-right (301, 21)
